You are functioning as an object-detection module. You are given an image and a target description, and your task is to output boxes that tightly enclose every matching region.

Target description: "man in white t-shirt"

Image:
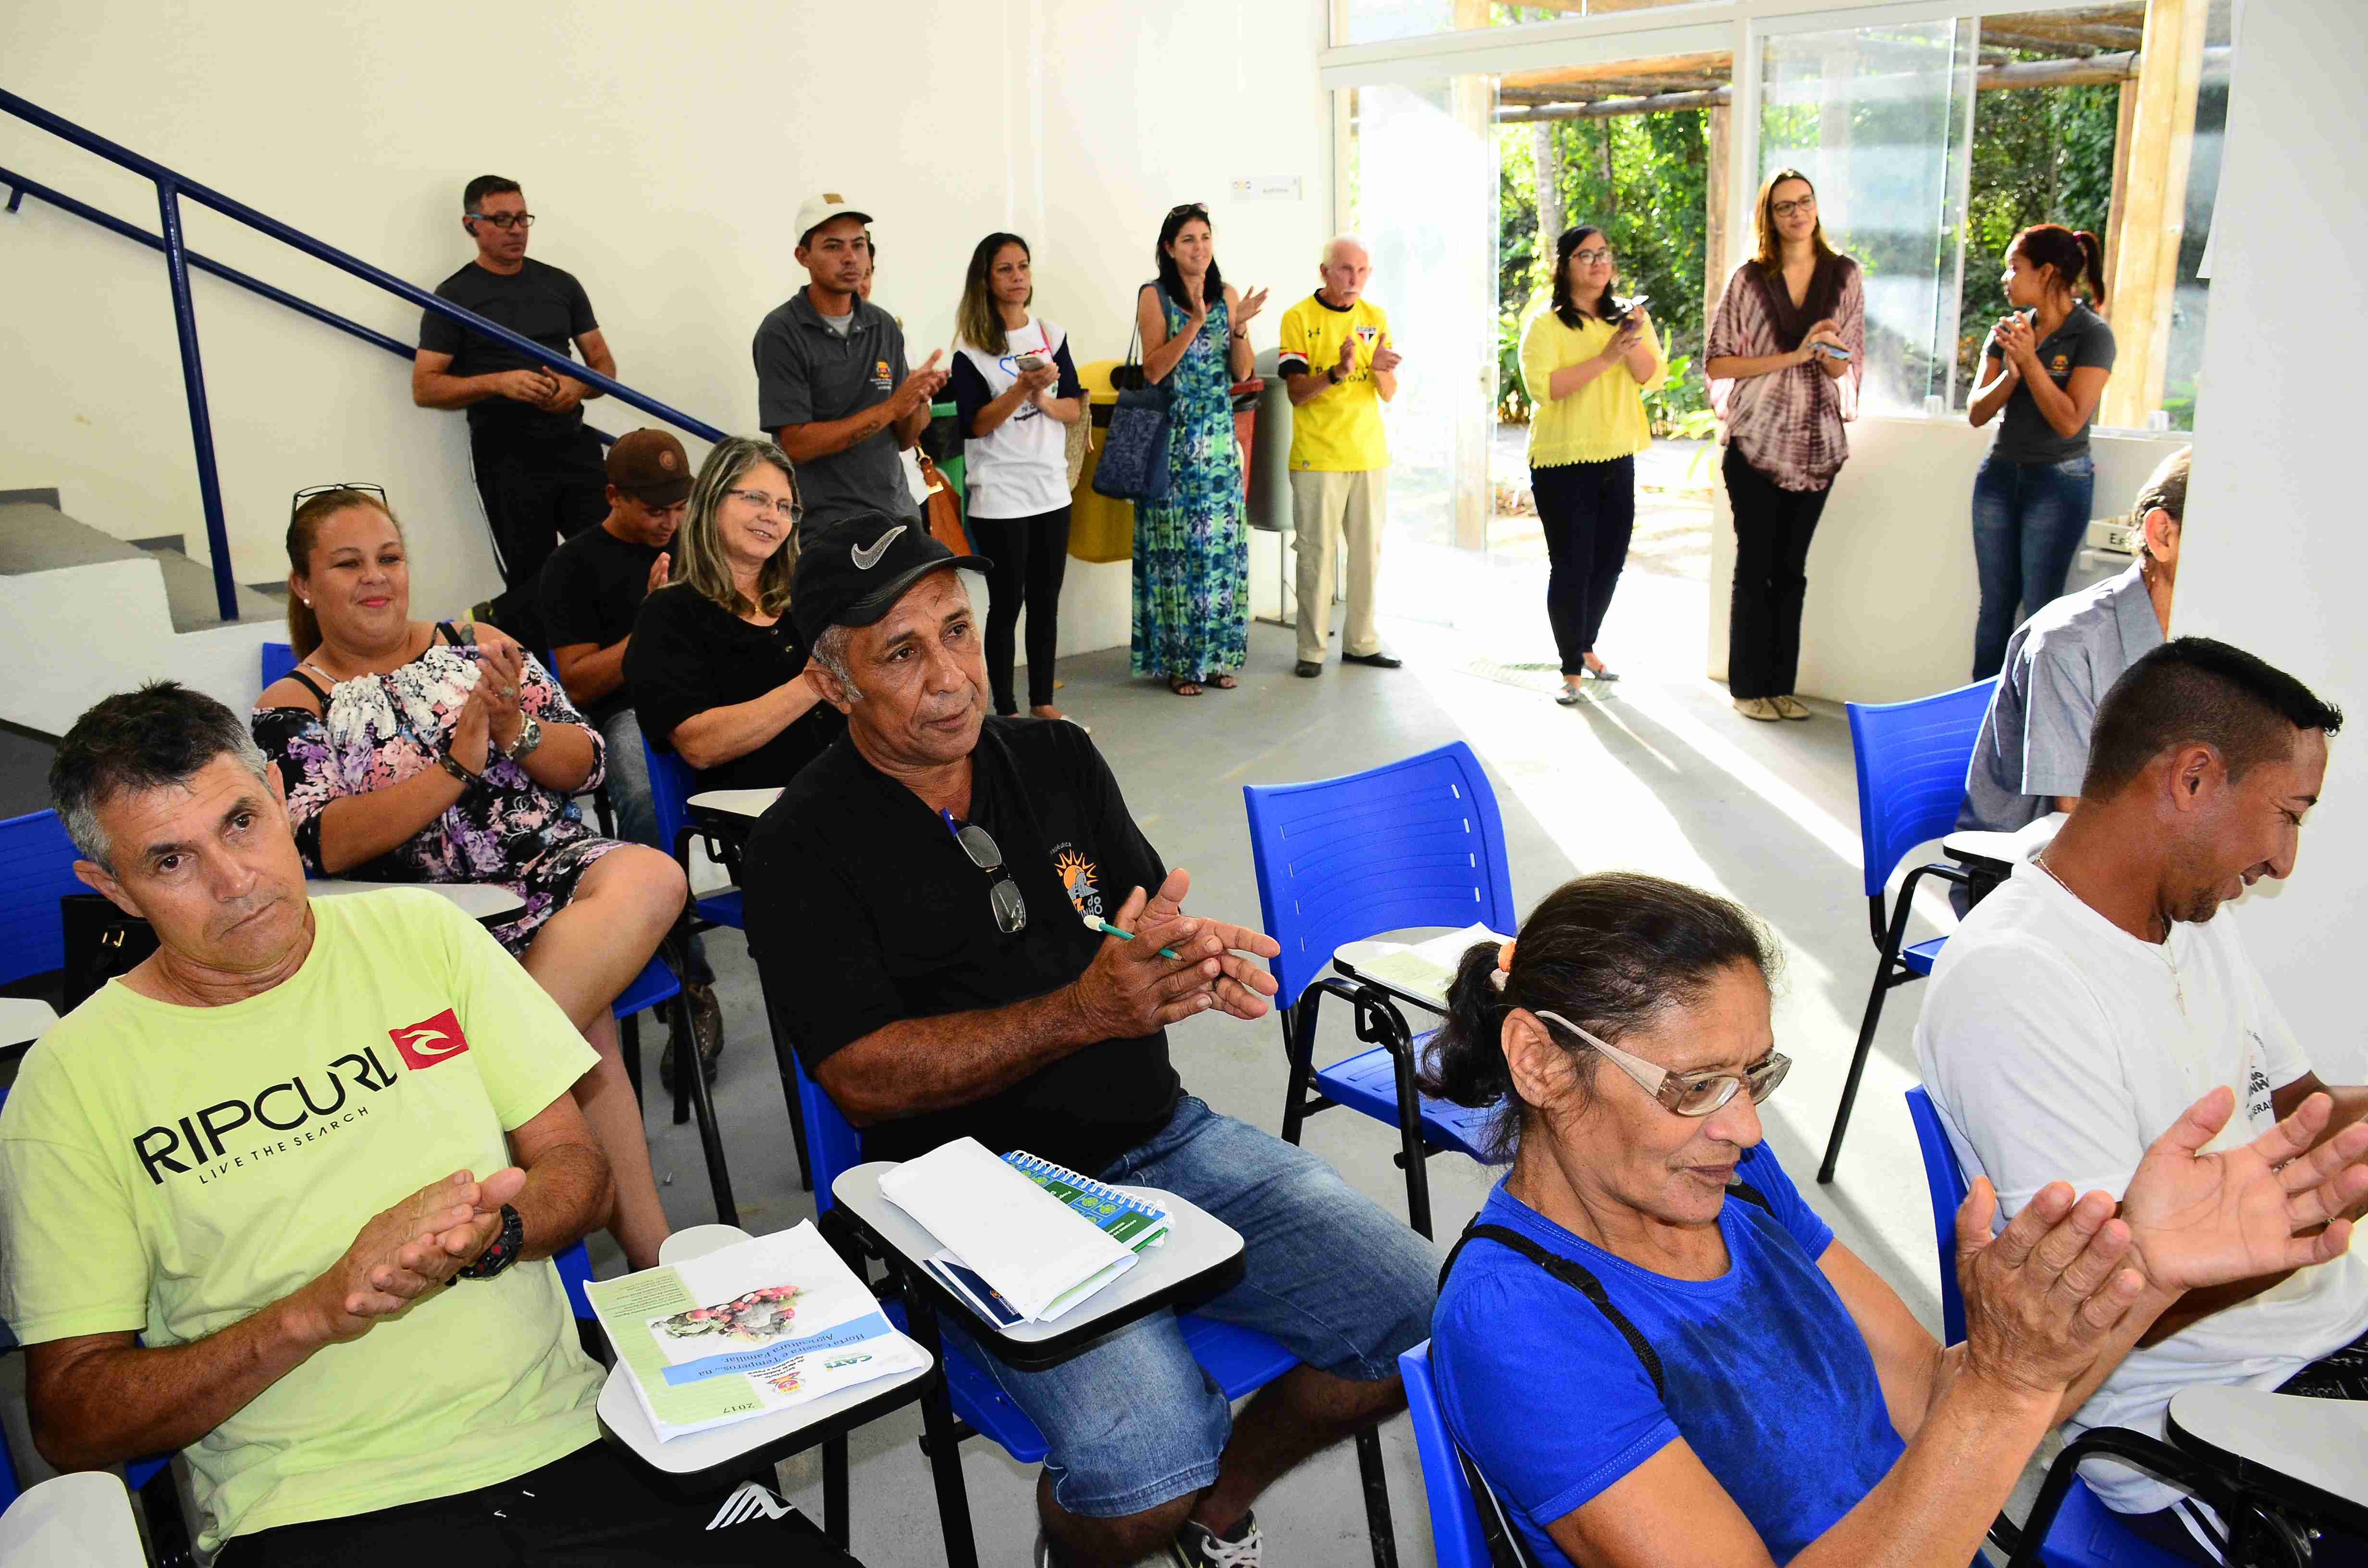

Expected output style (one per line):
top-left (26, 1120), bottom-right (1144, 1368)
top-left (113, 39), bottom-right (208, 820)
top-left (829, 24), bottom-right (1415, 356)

top-left (1919, 637), bottom-right (2367, 1552)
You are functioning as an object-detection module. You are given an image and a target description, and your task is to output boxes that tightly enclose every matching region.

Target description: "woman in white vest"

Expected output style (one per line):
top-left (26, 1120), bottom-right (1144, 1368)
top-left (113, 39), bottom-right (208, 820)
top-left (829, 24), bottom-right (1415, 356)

top-left (950, 233), bottom-right (1085, 722)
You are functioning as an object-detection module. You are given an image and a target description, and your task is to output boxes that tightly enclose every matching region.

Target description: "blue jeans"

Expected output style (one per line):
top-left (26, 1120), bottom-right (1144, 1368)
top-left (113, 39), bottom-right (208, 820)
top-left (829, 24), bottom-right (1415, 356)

top-left (1970, 452), bottom-right (2095, 680)
top-left (940, 1097), bottom-right (1438, 1518)
top-left (596, 707), bottom-right (712, 985)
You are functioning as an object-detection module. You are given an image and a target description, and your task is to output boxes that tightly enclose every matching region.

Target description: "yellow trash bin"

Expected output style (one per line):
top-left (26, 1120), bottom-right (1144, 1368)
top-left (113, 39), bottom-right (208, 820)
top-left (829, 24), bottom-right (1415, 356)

top-left (1069, 356), bottom-right (1134, 564)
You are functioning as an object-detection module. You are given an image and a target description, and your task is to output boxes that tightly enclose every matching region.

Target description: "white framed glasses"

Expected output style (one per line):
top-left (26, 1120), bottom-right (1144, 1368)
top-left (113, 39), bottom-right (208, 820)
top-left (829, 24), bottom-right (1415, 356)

top-left (1533, 1011), bottom-right (1789, 1117)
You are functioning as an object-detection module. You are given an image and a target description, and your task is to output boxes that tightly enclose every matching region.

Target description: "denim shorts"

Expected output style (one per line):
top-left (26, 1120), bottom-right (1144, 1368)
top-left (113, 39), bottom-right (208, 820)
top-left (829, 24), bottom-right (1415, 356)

top-left (940, 1097), bottom-right (1438, 1518)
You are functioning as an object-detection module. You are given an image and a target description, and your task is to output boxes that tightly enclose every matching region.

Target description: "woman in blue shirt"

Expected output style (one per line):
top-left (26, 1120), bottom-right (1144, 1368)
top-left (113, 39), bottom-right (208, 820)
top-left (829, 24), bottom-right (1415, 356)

top-left (1422, 872), bottom-right (2368, 1567)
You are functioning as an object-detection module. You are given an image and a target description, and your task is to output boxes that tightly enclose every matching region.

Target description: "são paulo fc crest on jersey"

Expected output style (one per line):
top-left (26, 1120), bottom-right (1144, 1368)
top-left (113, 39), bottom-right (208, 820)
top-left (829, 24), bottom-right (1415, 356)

top-left (390, 1008), bottom-right (472, 1071)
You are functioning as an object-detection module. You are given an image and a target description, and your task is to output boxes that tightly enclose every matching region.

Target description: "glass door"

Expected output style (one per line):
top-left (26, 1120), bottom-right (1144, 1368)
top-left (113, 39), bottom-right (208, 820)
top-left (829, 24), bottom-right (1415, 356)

top-left (1756, 17), bottom-right (1979, 414)
top-left (1343, 75), bottom-right (1501, 628)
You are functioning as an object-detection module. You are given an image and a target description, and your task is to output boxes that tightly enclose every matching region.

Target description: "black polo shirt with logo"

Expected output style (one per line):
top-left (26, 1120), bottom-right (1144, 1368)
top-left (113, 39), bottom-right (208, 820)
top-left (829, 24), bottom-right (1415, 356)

top-left (741, 717), bottom-right (1180, 1172)
top-left (751, 289), bottom-right (917, 536)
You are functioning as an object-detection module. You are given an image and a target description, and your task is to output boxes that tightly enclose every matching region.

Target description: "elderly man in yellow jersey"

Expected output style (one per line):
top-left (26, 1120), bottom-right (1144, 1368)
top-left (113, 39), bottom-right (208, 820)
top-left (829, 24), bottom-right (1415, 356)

top-left (1277, 235), bottom-right (1404, 678)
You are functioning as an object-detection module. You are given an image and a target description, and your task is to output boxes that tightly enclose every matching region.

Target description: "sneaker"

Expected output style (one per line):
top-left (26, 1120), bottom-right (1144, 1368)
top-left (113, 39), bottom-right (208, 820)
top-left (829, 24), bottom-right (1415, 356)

top-left (1555, 680), bottom-right (1591, 707)
top-left (1171, 1512), bottom-right (1262, 1568)
top-left (1733, 697), bottom-right (1780, 722)
top-left (1772, 695), bottom-right (1811, 721)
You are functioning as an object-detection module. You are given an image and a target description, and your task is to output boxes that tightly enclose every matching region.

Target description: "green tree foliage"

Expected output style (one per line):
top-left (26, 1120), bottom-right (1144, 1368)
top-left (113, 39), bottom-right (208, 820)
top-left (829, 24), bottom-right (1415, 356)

top-left (1498, 109), bottom-right (1711, 428)
top-left (1958, 81), bottom-right (2117, 399)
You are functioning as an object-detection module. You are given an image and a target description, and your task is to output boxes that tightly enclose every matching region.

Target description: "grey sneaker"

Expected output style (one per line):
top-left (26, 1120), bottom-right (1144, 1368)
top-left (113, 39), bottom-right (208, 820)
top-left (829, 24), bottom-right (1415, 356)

top-left (1170, 1512), bottom-right (1262, 1568)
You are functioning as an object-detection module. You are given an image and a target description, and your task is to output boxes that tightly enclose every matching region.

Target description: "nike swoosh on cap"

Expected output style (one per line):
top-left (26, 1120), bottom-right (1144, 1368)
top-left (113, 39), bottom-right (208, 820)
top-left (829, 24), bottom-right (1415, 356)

top-left (852, 525), bottom-right (906, 570)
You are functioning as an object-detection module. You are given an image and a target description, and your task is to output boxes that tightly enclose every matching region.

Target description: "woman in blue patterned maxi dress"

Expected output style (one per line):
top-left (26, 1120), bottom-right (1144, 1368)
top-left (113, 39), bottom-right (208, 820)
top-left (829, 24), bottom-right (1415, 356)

top-left (1131, 203), bottom-right (1268, 695)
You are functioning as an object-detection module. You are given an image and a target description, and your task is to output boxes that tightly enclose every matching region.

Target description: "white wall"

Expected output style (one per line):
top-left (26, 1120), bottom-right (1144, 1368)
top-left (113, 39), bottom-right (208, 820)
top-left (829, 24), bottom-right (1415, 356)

top-left (1706, 419), bottom-right (2188, 706)
top-left (0, 0), bottom-right (1331, 649)
top-left (2163, 0), bottom-right (2367, 1080)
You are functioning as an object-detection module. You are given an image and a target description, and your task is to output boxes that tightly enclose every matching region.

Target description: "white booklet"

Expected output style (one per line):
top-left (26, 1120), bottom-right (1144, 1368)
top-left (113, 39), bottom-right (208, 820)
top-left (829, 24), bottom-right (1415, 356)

top-left (879, 1137), bottom-right (1138, 1324)
top-left (1349, 922), bottom-right (1512, 1003)
top-left (585, 1221), bottom-right (926, 1442)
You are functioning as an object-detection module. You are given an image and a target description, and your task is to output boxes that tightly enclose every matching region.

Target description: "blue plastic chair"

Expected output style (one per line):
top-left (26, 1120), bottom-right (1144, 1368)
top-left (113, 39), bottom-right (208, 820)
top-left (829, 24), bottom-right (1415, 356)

top-left (1243, 741), bottom-right (1516, 1238)
top-left (1903, 1089), bottom-right (2207, 1568)
top-left (1817, 679), bottom-right (1997, 1184)
top-left (1399, 1341), bottom-right (1492, 1568)
top-left (259, 640), bottom-right (295, 690)
top-left (0, 811), bottom-right (87, 989)
top-left (645, 735), bottom-right (810, 1190)
top-left (611, 951), bottom-right (736, 1227)
top-left (780, 1044), bottom-right (1396, 1566)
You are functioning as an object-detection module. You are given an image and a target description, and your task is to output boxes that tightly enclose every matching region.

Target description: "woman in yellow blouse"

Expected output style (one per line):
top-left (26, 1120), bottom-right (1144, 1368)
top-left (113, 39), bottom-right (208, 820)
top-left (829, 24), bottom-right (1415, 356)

top-left (1520, 225), bottom-right (1665, 706)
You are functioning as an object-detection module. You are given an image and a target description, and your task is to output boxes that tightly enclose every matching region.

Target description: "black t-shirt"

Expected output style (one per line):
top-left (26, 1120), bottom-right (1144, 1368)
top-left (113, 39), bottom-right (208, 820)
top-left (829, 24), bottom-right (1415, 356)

top-left (420, 257), bottom-right (598, 442)
top-left (537, 522), bottom-right (659, 727)
top-left (741, 718), bottom-right (1181, 1172)
top-left (623, 583), bottom-right (845, 793)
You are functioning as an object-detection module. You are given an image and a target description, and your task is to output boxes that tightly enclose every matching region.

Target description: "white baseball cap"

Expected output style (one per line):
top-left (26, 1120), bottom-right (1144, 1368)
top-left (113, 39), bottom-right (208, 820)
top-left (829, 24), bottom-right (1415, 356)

top-left (794, 193), bottom-right (872, 247)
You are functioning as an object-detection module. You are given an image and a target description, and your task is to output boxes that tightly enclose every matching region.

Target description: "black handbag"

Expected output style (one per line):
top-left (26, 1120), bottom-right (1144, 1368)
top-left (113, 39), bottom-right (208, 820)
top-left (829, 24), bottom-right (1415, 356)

top-left (60, 893), bottom-right (157, 1011)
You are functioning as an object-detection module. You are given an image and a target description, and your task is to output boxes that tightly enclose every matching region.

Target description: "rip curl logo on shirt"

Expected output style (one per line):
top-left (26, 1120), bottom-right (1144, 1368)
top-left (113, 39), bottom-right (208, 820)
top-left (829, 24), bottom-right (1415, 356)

top-left (390, 1008), bottom-right (472, 1070)
top-left (1053, 845), bottom-right (1102, 920)
top-left (130, 1045), bottom-right (403, 1187)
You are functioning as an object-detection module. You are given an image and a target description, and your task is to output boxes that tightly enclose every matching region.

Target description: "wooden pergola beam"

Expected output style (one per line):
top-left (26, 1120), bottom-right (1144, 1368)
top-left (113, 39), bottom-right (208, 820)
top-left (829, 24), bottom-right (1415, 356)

top-left (1502, 51), bottom-right (1729, 90)
top-left (1493, 45), bottom-right (2227, 121)
top-left (2100, 0), bottom-right (2210, 428)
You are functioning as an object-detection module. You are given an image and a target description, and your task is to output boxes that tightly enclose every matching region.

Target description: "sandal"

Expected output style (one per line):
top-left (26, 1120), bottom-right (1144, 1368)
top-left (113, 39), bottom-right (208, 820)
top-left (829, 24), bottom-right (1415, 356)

top-left (1169, 675), bottom-right (1204, 697)
top-left (1206, 672), bottom-right (1239, 690)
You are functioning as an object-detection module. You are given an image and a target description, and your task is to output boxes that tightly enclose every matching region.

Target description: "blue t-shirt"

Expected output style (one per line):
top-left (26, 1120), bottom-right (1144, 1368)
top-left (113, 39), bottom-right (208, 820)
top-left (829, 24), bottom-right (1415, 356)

top-left (1432, 1143), bottom-right (1904, 1565)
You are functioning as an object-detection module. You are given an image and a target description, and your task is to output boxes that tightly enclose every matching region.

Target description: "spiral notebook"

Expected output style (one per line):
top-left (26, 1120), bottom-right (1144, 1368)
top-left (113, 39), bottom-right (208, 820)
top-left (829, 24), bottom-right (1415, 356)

top-left (879, 1137), bottom-right (1141, 1324)
top-left (1003, 1152), bottom-right (1172, 1252)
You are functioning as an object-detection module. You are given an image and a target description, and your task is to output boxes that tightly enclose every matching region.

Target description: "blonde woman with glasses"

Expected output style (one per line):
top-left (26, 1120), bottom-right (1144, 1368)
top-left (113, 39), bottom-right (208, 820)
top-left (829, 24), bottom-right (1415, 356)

top-left (626, 436), bottom-right (846, 796)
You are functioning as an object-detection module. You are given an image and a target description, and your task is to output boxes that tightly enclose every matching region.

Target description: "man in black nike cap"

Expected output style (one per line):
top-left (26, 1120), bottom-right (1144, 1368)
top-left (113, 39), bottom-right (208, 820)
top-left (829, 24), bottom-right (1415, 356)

top-left (741, 514), bottom-right (1434, 1568)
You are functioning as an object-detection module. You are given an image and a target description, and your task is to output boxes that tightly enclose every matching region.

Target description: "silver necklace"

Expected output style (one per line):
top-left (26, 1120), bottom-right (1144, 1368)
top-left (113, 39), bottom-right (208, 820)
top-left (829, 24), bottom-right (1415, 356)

top-left (2036, 851), bottom-right (2184, 1015)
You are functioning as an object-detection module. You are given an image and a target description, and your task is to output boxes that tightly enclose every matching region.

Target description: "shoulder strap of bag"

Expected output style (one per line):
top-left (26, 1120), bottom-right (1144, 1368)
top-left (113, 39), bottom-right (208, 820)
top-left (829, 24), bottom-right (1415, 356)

top-left (1440, 1222), bottom-right (1665, 1396)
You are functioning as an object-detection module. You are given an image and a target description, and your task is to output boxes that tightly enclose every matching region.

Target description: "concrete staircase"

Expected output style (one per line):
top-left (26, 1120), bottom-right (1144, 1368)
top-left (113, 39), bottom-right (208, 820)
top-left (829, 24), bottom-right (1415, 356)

top-left (0, 490), bottom-right (284, 737)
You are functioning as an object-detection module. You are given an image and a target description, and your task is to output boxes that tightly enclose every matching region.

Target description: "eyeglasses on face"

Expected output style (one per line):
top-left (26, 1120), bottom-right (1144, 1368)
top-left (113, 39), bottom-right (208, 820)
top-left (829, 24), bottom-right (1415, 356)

top-left (1534, 1010), bottom-right (1791, 1117)
top-left (948, 817), bottom-right (1028, 935)
top-left (1771, 196), bottom-right (1816, 219)
top-left (468, 211), bottom-right (536, 230)
top-left (724, 488), bottom-right (801, 524)
top-left (291, 481), bottom-right (388, 519)
top-left (1573, 248), bottom-right (1614, 266)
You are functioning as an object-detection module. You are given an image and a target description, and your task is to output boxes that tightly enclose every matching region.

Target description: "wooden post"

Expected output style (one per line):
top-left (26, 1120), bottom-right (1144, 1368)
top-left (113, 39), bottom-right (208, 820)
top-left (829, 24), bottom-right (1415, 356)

top-left (2099, 0), bottom-right (2208, 428)
top-left (2102, 78), bottom-right (2136, 324)
top-left (1704, 103), bottom-right (1733, 336)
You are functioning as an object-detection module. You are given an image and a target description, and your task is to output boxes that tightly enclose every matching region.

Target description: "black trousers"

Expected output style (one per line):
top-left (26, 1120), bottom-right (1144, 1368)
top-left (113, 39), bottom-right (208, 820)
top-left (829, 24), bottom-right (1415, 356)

top-left (1723, 446), bottom-right (1832, 701)
top-left (471, 423), bottom-right (609, 649)
top-left (216, 1440), bottom-right (857, 1567)
top-left (969, 503), bottom-right (1073, 712)
top-left (1532, 456), bottom-right (1636, 676)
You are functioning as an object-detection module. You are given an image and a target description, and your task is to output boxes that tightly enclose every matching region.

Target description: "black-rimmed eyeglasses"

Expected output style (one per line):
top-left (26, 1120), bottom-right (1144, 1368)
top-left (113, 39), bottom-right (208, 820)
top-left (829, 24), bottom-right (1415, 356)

top-left (467, 212), bottom-right (536, 230)
top-left (291, 482), bottom-right (388, 519)
top-left (942, 811), bottom-right (1027, 935)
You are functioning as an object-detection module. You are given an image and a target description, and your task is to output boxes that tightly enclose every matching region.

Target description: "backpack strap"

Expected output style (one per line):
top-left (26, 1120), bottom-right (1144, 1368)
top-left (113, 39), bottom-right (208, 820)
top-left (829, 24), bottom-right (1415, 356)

top-left (1726, 1177), bottom-right (1773, 1214)
top-left (1441, 1222), bottom-right (1665, 1398)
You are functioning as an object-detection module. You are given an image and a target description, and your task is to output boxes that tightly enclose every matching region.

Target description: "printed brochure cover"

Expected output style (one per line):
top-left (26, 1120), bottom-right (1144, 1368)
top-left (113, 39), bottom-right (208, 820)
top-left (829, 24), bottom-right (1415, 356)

top-left (585, 1220), bottom-right (925, 1441)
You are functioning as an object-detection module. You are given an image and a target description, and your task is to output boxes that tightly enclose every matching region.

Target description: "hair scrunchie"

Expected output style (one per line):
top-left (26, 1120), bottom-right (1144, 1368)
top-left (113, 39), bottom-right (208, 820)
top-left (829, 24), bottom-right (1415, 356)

top-left (1490, 937), bottom-right (1517, 992)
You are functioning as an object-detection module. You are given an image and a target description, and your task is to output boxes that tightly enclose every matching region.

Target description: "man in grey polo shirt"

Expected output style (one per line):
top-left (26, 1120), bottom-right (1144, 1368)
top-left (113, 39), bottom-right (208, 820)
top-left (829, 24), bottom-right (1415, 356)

top-left (753, 194), bottom-right (946, 539)
top-left (1959, 445), bottom-right (2188, 833)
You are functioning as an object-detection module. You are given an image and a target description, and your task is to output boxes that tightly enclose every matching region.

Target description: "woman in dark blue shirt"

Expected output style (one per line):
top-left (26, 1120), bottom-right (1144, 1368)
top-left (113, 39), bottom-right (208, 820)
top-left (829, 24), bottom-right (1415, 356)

top-left (1423, 873), bottom-right (2368, 1567)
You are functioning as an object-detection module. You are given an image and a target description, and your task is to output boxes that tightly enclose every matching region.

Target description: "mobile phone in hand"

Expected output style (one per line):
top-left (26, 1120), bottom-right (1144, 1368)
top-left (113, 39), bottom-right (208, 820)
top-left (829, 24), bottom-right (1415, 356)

top-left (1615, 294), bottom-right (1652, 325)
top-left (1811, 343), bottom-right (1852, 361)
top-left (1013, 353), bottom-right (1046, 372)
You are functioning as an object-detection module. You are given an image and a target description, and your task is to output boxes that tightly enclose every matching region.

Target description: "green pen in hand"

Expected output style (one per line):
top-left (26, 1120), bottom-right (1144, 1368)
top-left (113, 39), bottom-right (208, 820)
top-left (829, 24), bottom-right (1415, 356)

top-left (1080, 910), bottom-right (1184, 961)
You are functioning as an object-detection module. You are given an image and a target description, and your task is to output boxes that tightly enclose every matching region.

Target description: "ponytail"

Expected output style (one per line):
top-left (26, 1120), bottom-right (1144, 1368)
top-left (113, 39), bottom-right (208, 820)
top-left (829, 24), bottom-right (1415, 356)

top-left (2011, 223), bottom-right (2107, 307)
top-left (1417, 872), bottom-right (1780, 1162)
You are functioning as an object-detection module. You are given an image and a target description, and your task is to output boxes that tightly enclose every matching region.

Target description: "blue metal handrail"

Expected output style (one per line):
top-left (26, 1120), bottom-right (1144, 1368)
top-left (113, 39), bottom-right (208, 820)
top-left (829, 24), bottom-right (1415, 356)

top-left (0, 164), bottom-right (624, 447)
top-left (0, 88), bottom-right (728, 620)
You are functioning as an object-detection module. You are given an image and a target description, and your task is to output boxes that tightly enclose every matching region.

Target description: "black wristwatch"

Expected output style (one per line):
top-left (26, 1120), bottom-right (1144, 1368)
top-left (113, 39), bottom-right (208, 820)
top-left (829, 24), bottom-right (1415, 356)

top-left (454, 1204), bottom-right (525, 1281)
top-left (1326, 365), bottom-right (1343, 385)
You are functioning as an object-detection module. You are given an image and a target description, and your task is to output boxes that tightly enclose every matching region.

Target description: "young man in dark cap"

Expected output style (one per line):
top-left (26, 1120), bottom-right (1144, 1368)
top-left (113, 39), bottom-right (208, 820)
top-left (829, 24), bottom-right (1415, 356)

top-left (742, 514), bottom-right (1434, 1568)
top-left (414, 175), bottom-right (618, 649)
top-left (538, 428), bottom-right (718, 1053)
top-left (753, 195), bottom-right (946, 539)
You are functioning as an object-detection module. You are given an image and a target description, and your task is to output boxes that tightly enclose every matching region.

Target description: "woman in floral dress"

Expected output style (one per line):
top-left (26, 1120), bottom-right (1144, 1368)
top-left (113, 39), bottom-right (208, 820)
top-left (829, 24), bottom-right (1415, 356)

top-left (1131, 202), bottom-right (1267, 695)
top-left (251, 486), bottom-right (687, 1269)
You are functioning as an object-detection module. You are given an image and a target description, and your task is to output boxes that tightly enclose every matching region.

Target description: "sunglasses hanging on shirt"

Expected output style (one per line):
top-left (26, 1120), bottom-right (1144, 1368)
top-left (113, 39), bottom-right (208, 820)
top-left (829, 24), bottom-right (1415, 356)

top-left (943, 810), bottom-right (1027, 935)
